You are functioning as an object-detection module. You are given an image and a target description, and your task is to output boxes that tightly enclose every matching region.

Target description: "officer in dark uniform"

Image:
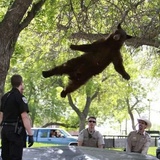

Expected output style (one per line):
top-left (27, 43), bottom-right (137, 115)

top-left (0, 74), bottom-right (34, 160)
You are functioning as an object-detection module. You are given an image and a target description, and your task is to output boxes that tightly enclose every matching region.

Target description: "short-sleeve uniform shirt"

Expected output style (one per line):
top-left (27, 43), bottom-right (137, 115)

top-left (78, 128), bottom-right (104, 147)
top-left (126, 130), bottom-right (151, 154)
top-left (0, 88), bottom-right (29, 122)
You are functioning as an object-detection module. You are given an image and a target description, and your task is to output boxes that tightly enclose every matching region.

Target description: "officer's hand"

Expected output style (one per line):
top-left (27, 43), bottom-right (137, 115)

top-left (28, 135), bottom-right (34, 147)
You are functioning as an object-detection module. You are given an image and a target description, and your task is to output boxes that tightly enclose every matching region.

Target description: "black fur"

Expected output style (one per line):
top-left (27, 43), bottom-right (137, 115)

top-left (42, 24), bottom-right (133, 98)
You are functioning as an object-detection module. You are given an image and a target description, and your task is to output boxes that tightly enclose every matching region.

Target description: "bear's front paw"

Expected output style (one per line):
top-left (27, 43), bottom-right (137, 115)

top-left (42, 71), bottom-right (49, 78)
top-left (123, 74), bottom-right (130, 80)
top-left (61, 90), bottom-right (67, 98)
top-left (70, 44), bottom-right (77, 50)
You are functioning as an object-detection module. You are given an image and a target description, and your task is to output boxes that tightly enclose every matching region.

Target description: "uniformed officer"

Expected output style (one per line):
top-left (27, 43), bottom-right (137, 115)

top-left (0, 74), bottom-right (34, 160)
top-left (78, 116), bottom-right (104, 148)
top-left (126, 117), bottom-right (151, 155)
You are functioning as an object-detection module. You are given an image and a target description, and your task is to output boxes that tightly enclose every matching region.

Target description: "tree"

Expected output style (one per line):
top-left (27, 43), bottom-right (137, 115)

top-left (1, 0), bottom-right (159, 131)
top-left (0, 0), bottom-right (46, 100)
top-left (56, 0), bottom-right (159, 49)
top-left (48, 0), bottom-right (160, 131)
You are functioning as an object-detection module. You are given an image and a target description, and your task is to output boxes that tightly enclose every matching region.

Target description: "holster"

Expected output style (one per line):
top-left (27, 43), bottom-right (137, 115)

top-left (14, 117), bottom-right (23, 135)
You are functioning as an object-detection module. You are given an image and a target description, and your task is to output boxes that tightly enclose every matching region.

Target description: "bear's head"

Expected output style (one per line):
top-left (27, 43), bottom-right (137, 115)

top-left (112, 23), bottom-right (133, 42)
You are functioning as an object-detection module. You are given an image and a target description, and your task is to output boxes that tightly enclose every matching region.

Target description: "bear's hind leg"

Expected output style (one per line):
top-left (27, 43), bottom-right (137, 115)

top-left (42, 64), bottom-right (70, 78)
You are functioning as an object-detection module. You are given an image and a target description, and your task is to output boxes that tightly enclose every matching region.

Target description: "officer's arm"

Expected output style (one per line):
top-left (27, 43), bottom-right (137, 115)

top-left (98, 132), bottom-right (105, 148)
top-left (126, 132), bottom-right (132, 152)
top-left (78, 141), bottom-right (83, 146)
top-left (78, 131), bottom-right (84, 146)
top-left (141, 135), bottom-right (151, 154)
top-left (21, 112), bottom-right (33, 136)
top-left (0, 112), bottom-right (3, 124)
top-left (78, 135), bottom-right (83, 146)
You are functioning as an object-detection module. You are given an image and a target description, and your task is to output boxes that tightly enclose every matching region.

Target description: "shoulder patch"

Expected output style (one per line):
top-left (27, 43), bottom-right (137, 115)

top-left (22, 97), bottom-right (28, 104)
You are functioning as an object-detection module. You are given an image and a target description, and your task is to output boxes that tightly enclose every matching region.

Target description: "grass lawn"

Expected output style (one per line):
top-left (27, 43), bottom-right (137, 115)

top-left (32, 142), bottom-right (58, 148)
top-left (108, 147), bottom-right (157, 157)
top-left (148, 147), bottom-right (157, 157)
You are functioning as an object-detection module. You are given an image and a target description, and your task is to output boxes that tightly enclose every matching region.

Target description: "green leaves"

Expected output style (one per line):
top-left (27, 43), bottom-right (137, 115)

top-left (1, 0), bottom-right (159, 131)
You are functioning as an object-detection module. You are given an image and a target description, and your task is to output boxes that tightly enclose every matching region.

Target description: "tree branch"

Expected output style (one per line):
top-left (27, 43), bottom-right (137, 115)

top-left (91, 90), bottom-right (99, 101)
top-left (19, 0), bottom-right (47, 32)
top-left (83, 96), bottom-right (91, 116)
top-left (120, 0), bottom-right (145, 24)
top-left (1, 0), bottom-right (32, 28)
top-left (70, 31), bottom-right (160, 48)
top-left (41, 122), bottom-right (77, 128)
top-left (67, 94), bottom-right (82, 116)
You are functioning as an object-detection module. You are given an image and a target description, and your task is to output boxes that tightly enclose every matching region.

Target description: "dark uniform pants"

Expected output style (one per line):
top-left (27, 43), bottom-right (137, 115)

top-left (1, 126), bottom-right (24, 160)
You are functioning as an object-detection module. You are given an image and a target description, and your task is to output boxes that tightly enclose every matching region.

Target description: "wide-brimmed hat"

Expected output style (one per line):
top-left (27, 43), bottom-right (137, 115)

top-left (137, 117), bottom-right (152, 129)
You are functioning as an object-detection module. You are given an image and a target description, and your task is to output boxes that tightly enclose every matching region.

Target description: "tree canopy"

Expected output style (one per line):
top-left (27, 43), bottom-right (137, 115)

top-left (0, 0), bottom-right (159, 133)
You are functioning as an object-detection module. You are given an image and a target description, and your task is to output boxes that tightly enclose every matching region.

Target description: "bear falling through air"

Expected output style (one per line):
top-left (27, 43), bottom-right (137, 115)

top-left (42, 23), bottom-right (133, 98)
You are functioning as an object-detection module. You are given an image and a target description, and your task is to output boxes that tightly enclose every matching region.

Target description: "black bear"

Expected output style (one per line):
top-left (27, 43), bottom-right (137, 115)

top-left (42, 23), bottom-right (133, 98)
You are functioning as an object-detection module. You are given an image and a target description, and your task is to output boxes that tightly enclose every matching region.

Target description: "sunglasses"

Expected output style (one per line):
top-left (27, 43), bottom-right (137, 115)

top-left (88, 120), bottom-right (96, 123)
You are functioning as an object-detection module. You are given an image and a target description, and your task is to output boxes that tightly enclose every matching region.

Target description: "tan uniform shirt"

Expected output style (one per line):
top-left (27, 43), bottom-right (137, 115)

top-left (78, 128), bottom-right (104, 147)
top-left (126, 130), bottom-right (151, 154)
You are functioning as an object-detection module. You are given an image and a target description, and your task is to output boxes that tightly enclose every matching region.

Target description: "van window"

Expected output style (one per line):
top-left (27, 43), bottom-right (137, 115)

top-left (39, 130), bottom-right (48, 138)
top-left (50, 129), bottom-right (57, 138)
top-left (32, 129), bottom-right (38, 137)
top-left (56, 130), bottom-right (62, 138)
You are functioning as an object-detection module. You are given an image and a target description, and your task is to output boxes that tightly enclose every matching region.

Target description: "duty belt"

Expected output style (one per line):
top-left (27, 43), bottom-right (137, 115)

top-left (2, 122), bottom-right (17, 126)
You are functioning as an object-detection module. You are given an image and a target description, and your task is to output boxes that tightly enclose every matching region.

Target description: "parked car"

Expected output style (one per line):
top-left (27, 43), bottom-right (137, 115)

top-left (156, 137), bottom-right (160, 159)
top-left (31, 128), bottom-right (78, 146)
top-left (146, 131), bottom-right (160, 159)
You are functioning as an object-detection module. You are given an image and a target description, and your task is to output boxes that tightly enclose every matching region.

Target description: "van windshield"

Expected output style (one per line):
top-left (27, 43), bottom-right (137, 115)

top-left (61, 130), bottom-right (72, 136)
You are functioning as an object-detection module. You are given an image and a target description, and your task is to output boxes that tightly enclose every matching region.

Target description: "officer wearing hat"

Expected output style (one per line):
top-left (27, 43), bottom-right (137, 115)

top-left (0, 74), bottom-right (34, 160)
top-left (126, 117), bottom-right (151, 154)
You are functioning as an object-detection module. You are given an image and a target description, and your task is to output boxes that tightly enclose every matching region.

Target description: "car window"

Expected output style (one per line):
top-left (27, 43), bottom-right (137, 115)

top-left (55, 129), bottom-right (62, 138)
top-left (58, 129), bottom-right (71, 137)
top-left (50, 129), bottom-right (57, 138)
top-left (39, 130), bottom-right (48, 138)
top-left (32, 129), bottom-right (38, 137)
top-left (61, 129), bottom-right (71, 137)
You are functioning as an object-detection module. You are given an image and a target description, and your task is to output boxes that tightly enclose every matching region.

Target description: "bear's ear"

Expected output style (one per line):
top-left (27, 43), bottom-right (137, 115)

top-left (126, 35), bottom-right (133, 39)
top-left (117, 23), bottom-right (122, 29)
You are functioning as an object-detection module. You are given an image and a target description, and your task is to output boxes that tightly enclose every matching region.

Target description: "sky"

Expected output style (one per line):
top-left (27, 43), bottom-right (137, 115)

top-left (96, 80), bottom-right (160, 135)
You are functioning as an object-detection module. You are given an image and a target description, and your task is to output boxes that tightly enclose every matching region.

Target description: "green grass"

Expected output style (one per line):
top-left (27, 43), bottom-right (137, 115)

top-left (108, 147), bottom-right (157, 157)
top-left (31, 142), bottom-right (59, 148)
top-left (32, 143), bottom-right (53, 147)
top-left (148, 147), bottom-right (157, 157)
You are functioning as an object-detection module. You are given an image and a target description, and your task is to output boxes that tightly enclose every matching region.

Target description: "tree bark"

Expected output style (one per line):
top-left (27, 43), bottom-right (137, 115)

top-left (0, 0), bottom-right (46, 101)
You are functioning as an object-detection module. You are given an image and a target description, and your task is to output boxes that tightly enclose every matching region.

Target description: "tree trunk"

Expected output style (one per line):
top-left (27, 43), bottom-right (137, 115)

top-left (68, 94), bottom-right (94, 132)
top-left (126, 98), bottom-right (136, 130)
top-left (79, 114), bottom-right (87, 132)
top-left (0, 31), bottom-right (19, 99)
top-left (0, 0), bottom-right (46, 101)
